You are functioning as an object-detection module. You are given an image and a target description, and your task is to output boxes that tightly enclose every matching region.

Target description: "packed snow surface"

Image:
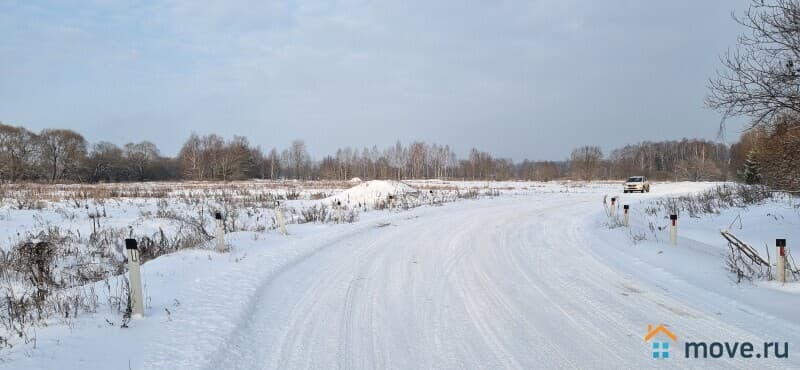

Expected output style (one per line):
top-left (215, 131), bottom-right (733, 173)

top-left (2, 181), bottom-right (799, 369)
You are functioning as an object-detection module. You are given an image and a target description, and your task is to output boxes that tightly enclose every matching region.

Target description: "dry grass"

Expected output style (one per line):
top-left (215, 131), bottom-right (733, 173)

top-left (0, 180), bottom-right (351, 203)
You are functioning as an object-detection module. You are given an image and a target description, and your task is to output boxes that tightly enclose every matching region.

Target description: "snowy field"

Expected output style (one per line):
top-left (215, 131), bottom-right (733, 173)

top-left (0, 180), bottom-right (798, 369)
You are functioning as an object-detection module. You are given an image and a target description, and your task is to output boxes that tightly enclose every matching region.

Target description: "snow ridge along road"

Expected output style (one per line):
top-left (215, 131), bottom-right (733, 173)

top-left (195, 191), bottom-right (798, 369)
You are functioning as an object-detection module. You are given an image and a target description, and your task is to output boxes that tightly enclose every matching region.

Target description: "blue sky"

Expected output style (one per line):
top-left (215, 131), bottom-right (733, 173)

top-left (0, 0), bottom-right (749, 160)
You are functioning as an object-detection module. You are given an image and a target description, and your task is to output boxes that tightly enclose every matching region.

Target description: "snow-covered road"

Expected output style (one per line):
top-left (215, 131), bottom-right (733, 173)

top-left (196, 193), bottom-right (799, 369)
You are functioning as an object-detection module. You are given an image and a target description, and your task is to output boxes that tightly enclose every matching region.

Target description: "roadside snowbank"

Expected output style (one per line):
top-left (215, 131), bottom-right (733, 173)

top-left (0, 213), bottom-right (407, 369)
top-left (590, 187), bottom-right (800, 328)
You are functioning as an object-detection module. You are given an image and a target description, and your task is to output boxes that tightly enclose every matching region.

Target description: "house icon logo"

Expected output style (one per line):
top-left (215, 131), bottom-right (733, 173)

top-left (644, 324), bottom-right (677, 359)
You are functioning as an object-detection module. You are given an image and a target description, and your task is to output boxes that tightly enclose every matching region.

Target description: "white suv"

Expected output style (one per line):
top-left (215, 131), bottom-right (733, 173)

top-left (624, 176), bottom-right (650, 193)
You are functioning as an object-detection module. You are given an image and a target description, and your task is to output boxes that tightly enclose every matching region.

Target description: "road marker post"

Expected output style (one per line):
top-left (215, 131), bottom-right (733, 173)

top-left (623, 205), bottom-right (630, 227)
top-left (275, 202), bottom-right (288, 235)
top-left (777, 239), bottom-right (787, 283)
top-left (669, 214), bottom-right (678, 245)
top-left (215, 211), bottom-right (226, 252)
top-left (610, 197), bottom-right (617, 218)
top-left (125, 238), bottom-right (145, 318)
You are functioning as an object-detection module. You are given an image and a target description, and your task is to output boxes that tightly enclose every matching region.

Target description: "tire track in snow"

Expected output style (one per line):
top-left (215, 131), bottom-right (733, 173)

top-left (205, 195), bottom-right (799, 369)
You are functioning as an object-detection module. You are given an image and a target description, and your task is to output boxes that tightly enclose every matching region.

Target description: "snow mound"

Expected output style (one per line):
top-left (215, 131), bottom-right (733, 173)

top-left (325, 180), bottom-right (417, 208)
top-left (349, 177), bottom-right (363, 184)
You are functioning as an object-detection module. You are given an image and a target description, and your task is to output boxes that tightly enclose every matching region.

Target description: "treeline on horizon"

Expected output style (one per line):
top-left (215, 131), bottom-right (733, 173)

top-left (0, 121), bottom-right (754, 185)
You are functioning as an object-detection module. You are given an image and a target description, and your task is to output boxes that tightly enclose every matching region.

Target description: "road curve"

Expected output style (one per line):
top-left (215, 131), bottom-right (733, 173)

top-left (205, 195), bottom-right (796, 369)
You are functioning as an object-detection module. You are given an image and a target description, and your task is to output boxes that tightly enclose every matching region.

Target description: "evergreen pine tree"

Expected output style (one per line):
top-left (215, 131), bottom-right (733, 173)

top-left (742, 149), bottom-right (761, 184)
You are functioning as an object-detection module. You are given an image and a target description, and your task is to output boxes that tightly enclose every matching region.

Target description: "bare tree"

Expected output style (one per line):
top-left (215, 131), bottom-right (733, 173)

top-left (220, 136), bottom-right (256, 180)
top-left (369, 145), bottom-right (381, 179)
top-left (409, 141), bottom-right (427, 179)
top-left (38, 129), bottom-right (87, 182)
top-left (178, 134), bottom-right (205, 180)
top-left (266, 148), bottom-right (281, 179)
top-left (707, 0), bottom-right (800, 129)
top-left (0, 123), bottom-right (36, 181)
top-left (386, 141), bottom-right (406, 180)
top-left (288, 140), bottom-right (309, 180)
top-left (570, 146), bottom-right (603, 181)
top-left (519, 160), bottom-right (563, 181)
top-left (467, 148), bottom-right (494, 180)
top-left (335, 147), bottom-right (353, 180)
top-left (124, 141), bottom-right (160, 181)
top-left (87, 141), bottom-right (123, 182)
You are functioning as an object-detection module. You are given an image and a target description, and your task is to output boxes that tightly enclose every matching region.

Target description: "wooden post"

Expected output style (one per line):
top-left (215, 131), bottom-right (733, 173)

top-left (610, 197), bottom-right (617, 218)
top-left (125, 239), bottom-right (144, 318)
top-left (215, 212), bottom-right (225, 252)
top-left (777, 239), bottom-right (787, 283)
top-left (623, 205), bottom-right (630, 227)
top-left (669, 214), bottom-right (678, 246)
top-left (275, 202), bottom-right (288, 235)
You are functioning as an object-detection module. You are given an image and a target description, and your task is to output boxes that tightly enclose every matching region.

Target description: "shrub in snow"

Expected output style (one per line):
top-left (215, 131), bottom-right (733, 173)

top-left (650, 184), bottom-right (773, 218)
top-left (298, 204), bottom-right (358, 224)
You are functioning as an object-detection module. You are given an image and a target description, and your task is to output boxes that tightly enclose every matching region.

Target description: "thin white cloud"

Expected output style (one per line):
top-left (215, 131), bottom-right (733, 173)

top-left (0, 0), bottom-right (750, 159)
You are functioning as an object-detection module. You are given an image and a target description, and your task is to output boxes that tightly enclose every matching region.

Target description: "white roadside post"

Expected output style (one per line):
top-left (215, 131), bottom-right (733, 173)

top-left (125, 238), bottom-right (145, 318)
top-left (669, 214), bottom-right (678, 246)
top-left (777, 239), bottom-right (787, 283)
top-left (611, 197), bottom-right (617, 217)
top-left (275, 202), bottom-right (288, 235)
top-left (623, 205), bottom-right (630, 227)
top-left (215, 211), bottom-right (225, 252)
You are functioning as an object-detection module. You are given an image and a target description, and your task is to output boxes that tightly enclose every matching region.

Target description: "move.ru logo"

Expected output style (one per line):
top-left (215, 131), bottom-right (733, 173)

top-left (644, 324), bottom-right (678, 359)
top-left (643, 324), bottom-right (789, 360)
